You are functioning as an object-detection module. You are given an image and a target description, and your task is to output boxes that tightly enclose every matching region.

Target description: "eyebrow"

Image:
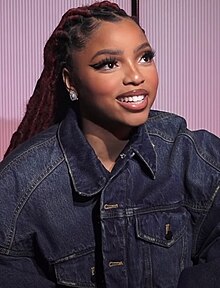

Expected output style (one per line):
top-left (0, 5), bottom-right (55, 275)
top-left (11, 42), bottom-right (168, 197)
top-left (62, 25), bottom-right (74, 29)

top-left (134, 42), bottom-right (151, 53)
top-left (91, 42), bottom-right (151, 61)
top-left (91, 49), bottom-right (123, 61)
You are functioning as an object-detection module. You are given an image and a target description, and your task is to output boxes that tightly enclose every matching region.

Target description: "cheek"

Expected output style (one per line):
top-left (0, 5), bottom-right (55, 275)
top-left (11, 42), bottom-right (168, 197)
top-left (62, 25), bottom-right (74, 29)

top-left (86, 74), bottom-right (120, 96)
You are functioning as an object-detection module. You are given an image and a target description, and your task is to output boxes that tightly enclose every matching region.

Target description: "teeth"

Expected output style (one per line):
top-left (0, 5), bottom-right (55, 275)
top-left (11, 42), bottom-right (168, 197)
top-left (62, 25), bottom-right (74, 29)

top-left (118, 95), bottom-right (145, 103)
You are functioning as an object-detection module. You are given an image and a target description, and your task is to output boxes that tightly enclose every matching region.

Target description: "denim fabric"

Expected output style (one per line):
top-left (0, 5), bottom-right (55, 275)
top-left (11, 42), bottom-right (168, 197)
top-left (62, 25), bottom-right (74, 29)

top-left (0, 108), bottom-right (220, 288)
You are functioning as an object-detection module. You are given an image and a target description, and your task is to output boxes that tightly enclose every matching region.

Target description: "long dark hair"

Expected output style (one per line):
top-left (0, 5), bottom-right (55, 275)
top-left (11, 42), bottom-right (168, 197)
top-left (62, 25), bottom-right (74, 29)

top-left (5, 1), bottom-right (139, 157)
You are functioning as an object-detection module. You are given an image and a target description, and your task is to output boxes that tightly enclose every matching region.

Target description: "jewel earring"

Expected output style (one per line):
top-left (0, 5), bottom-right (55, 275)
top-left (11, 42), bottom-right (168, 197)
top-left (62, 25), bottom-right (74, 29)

top-left (69, 90), bottom-right (78, 101)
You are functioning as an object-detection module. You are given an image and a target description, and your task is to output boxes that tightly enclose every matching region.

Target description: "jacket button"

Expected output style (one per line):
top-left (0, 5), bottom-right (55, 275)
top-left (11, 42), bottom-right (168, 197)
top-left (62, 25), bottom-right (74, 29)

top-left (165, 230), bottom-right (173, 240)
top-left (91, 267), bottom-right (96, 283)
top-left (120, 153), bottom-right (126, 159)
top-left (165, 223), bottom-right (173, 240)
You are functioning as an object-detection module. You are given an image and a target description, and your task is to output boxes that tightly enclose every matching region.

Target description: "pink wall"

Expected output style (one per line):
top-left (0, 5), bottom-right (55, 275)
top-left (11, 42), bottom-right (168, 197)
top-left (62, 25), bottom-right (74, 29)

top-left (140, 0), bottom-right (220, 136)
top-left (0, 0), bottom-right (219, 160)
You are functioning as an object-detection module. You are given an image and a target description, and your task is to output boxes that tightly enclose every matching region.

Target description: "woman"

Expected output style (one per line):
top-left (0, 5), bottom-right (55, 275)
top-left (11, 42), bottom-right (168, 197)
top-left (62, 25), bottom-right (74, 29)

top-left (0, 1), bottom-right (220, 287)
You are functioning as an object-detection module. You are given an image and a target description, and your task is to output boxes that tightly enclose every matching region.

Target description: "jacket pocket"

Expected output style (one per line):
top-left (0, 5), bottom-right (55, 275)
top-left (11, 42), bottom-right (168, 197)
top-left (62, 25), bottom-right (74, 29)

top-left (135, 208), bottom-right (189, 288)
top-left (136, 208), bottom-right (187, 247)
top-left (54, 247), bottom-right (96, 287)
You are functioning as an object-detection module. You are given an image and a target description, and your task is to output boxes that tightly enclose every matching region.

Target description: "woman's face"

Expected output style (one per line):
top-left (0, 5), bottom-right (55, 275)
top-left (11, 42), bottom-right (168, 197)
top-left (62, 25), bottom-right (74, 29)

top-left (65, 18), bottom-right (158, 133)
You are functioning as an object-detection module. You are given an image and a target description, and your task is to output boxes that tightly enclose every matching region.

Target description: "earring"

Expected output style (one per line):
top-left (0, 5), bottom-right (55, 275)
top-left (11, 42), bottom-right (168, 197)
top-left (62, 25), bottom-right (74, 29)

top-left (69, 90), bottom-right (78, 101)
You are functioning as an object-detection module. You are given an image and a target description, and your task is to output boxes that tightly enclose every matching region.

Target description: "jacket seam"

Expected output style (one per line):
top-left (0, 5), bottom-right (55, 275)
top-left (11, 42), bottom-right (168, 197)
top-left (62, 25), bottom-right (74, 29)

top-left (0, 135), bottom-right (57, 177)
top-left (0, 247), bottom-right (34, 257)
top-left (189, 185), bottom-right (220, 257)
top-left (148, 132), bottom-right (176, 143)
top-left (5, 156), bottom-right (65, 254)
top-left (178, 132), bottom-right (220, 172)
top-left (149, 131), bottom-right (220, 172)
top-left (57, 122), bottom-right (77, 192)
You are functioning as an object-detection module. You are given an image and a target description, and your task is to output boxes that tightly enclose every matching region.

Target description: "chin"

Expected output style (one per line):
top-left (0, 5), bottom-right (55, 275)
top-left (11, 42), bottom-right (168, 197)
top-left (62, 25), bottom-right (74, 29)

top-left (126, 111), bottom-right (150, 127)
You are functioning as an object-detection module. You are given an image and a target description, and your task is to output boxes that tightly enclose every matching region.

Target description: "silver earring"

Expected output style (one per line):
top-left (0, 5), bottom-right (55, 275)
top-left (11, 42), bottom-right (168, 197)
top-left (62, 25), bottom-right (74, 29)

top-left (69, 90), bottom-right (78, 101)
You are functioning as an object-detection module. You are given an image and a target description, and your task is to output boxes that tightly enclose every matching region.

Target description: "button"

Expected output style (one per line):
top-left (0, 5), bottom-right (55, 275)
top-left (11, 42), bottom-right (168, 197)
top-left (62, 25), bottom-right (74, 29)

top-left (91, 266), bottom-right (95, 276)
top-left (120, 153), bottom-right (126, 159)
top-left (91, 266), bottom-right (96, 283)
top-left (103, 203), bottom-right (119, 209)
top-left (165, 223), bottom-right (173, 240)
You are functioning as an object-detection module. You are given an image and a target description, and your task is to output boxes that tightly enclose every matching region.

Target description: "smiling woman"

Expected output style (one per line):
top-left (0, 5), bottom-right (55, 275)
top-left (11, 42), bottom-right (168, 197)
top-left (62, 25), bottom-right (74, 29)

top-left (0, 1), bottom-right (220, 288)
top-left (62, 18), bottom-right (158, 145)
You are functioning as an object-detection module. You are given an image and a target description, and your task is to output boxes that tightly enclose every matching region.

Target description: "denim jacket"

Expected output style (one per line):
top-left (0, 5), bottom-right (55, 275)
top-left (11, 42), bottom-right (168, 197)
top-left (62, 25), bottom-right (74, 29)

top-left (0, 108), bottom-right (220, 288)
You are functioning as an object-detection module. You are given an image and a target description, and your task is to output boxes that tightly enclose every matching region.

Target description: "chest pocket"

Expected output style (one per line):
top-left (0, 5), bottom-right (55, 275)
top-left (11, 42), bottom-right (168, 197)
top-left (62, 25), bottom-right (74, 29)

top-left (135, 208), bottom-right (189, 287)
top-left (136, 208), bottom-right (187, 247)
top-left (54, 247), bottom-right (96, 287)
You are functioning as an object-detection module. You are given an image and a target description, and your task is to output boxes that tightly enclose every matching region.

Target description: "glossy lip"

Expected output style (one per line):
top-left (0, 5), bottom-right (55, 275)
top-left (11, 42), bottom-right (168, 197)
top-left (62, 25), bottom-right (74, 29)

top-left (116, 89), bottom-right (149, 112)
top-left (116, 89), bottom-right (148, 99)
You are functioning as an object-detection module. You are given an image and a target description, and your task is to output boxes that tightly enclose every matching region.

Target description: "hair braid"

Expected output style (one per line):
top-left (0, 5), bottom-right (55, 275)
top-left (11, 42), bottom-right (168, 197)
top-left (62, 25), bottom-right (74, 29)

top-left (4, 1), bottom-right (135, 157)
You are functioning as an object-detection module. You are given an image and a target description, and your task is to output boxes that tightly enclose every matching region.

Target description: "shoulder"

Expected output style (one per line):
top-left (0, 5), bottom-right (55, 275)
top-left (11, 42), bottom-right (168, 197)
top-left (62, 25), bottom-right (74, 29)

top-left (0, 125), bottom-right (66, 254)
top-left (0, 124), bottom-right (65, 180)
top-left (146, 110), bottom-right (220, 171)
top-left (147, 110), bottom-right (188, 140)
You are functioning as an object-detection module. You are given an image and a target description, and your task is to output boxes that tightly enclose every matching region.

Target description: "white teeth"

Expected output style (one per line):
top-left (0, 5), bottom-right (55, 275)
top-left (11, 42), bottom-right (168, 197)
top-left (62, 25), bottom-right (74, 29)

top-left (133, 96), bottom-right (138, 102)
top-left (118, 95), bottom-right (145, 103)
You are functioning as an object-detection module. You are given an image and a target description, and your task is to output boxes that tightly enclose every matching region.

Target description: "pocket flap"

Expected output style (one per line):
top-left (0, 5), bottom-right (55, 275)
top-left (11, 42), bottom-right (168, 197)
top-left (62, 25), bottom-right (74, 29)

top-left (136, 209), bottom-right (187, 248)
top-left (54, 247), bottom-right (96, 287)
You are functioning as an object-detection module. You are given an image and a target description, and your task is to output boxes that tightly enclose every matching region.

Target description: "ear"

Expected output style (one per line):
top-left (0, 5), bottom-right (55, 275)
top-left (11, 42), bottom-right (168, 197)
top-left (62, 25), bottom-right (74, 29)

top-left (62, 68), bottom-right (75, 91)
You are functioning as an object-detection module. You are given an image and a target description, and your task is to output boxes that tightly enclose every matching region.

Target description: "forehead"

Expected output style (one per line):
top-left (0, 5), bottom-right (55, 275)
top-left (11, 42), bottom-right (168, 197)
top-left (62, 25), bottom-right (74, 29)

top-left (83, 18), bottom-right (148, 52)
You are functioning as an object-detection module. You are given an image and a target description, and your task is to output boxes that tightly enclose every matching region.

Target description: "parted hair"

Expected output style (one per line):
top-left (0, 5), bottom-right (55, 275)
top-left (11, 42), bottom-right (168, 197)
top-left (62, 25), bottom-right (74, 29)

top-left (5, 1), bottom-right (138, 157)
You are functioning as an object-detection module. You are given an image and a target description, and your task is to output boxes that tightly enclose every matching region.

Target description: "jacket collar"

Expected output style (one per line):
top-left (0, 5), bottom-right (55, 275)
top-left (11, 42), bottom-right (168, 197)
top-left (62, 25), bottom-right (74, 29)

top-left (128, 124), bottom-right (157, 179)
top-left (58, 108), bottom-right (157, 196)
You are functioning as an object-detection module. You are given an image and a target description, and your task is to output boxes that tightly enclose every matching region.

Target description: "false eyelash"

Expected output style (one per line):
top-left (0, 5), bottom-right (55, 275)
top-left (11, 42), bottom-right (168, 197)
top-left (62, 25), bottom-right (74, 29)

top-left (90, 57), bottom-right (118, 70)
top-left (142, 50), bottom-right (156, 61)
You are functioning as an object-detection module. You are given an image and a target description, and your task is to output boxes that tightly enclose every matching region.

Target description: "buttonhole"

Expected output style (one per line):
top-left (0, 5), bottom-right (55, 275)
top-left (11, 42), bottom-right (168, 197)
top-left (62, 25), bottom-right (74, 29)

top-left (109, 261), bottom-right (124, 267)
top-left (104, 203), bottom-right (119, 209)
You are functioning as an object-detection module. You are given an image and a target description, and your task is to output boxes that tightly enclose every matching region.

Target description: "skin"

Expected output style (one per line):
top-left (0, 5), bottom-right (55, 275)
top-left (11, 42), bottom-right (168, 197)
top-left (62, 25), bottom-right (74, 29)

top-left (63, 18), bottom-right (158, 171)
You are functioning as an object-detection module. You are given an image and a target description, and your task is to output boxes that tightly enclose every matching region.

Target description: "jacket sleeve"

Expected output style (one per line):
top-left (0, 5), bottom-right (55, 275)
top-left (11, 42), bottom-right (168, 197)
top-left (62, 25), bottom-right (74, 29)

top-left (178, 185), bottom-right (220, 287)
top-left (0, 151), bottom-right (58, 287)
top-left (0, 254), bottom-right (57, 288)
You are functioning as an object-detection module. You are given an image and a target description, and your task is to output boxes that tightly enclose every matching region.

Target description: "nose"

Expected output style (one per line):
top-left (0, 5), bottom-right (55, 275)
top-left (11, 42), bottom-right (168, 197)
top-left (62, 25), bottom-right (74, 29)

top-left (123, 62), bottom-right (145, 86)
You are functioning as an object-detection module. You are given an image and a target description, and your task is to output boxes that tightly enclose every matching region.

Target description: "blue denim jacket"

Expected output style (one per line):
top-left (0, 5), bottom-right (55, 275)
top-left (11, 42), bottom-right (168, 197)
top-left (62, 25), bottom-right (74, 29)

top-left (0, 108), bottom-right (220, 288)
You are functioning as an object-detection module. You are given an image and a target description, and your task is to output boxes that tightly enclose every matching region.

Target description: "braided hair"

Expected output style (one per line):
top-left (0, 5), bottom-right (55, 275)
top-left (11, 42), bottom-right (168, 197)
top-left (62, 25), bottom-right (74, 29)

top-left (5, 1), bottom-right (139, 157)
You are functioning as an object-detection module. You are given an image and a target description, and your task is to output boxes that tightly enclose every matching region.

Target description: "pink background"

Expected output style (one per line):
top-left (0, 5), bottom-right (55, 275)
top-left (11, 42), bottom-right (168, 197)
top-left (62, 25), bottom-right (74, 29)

top-left (1, 0), bottom-right (219, 160)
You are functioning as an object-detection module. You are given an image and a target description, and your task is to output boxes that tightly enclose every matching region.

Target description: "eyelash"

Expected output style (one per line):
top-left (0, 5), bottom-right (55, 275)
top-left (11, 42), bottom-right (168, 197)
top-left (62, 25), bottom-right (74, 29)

top-left (141, 50), bottom-right (155, 63)
top-left (90, 50), bottom-right (156, 71)
top-left (90, 57), bottom-right (118, 70)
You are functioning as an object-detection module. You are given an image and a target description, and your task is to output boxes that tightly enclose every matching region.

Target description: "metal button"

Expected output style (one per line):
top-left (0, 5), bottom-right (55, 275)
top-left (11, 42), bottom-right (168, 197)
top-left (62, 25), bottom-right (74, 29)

top-left (165, 223), bottom-right (173, 240)
top-left (120, 153), bottom-right (126, 159)
top-left (91, 266), bottom-right (96, 283)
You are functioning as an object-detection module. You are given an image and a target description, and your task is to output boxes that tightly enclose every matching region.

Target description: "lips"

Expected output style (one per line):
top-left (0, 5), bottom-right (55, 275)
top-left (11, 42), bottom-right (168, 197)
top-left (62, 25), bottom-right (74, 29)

top-left (116, 89), bottom-right (148, 111)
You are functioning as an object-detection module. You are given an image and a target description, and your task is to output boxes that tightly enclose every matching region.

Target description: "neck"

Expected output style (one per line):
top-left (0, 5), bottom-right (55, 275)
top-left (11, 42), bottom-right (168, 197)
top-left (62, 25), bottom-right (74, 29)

top-left (82, 118), bottom-right (132, 172)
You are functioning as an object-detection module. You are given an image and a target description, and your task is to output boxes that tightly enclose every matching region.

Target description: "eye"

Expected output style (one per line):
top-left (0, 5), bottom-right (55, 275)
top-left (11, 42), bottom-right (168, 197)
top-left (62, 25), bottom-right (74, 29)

top-left (139, 50), bottom-right (155, 64)
top-left (90, 57), bottom-right (119, 71)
